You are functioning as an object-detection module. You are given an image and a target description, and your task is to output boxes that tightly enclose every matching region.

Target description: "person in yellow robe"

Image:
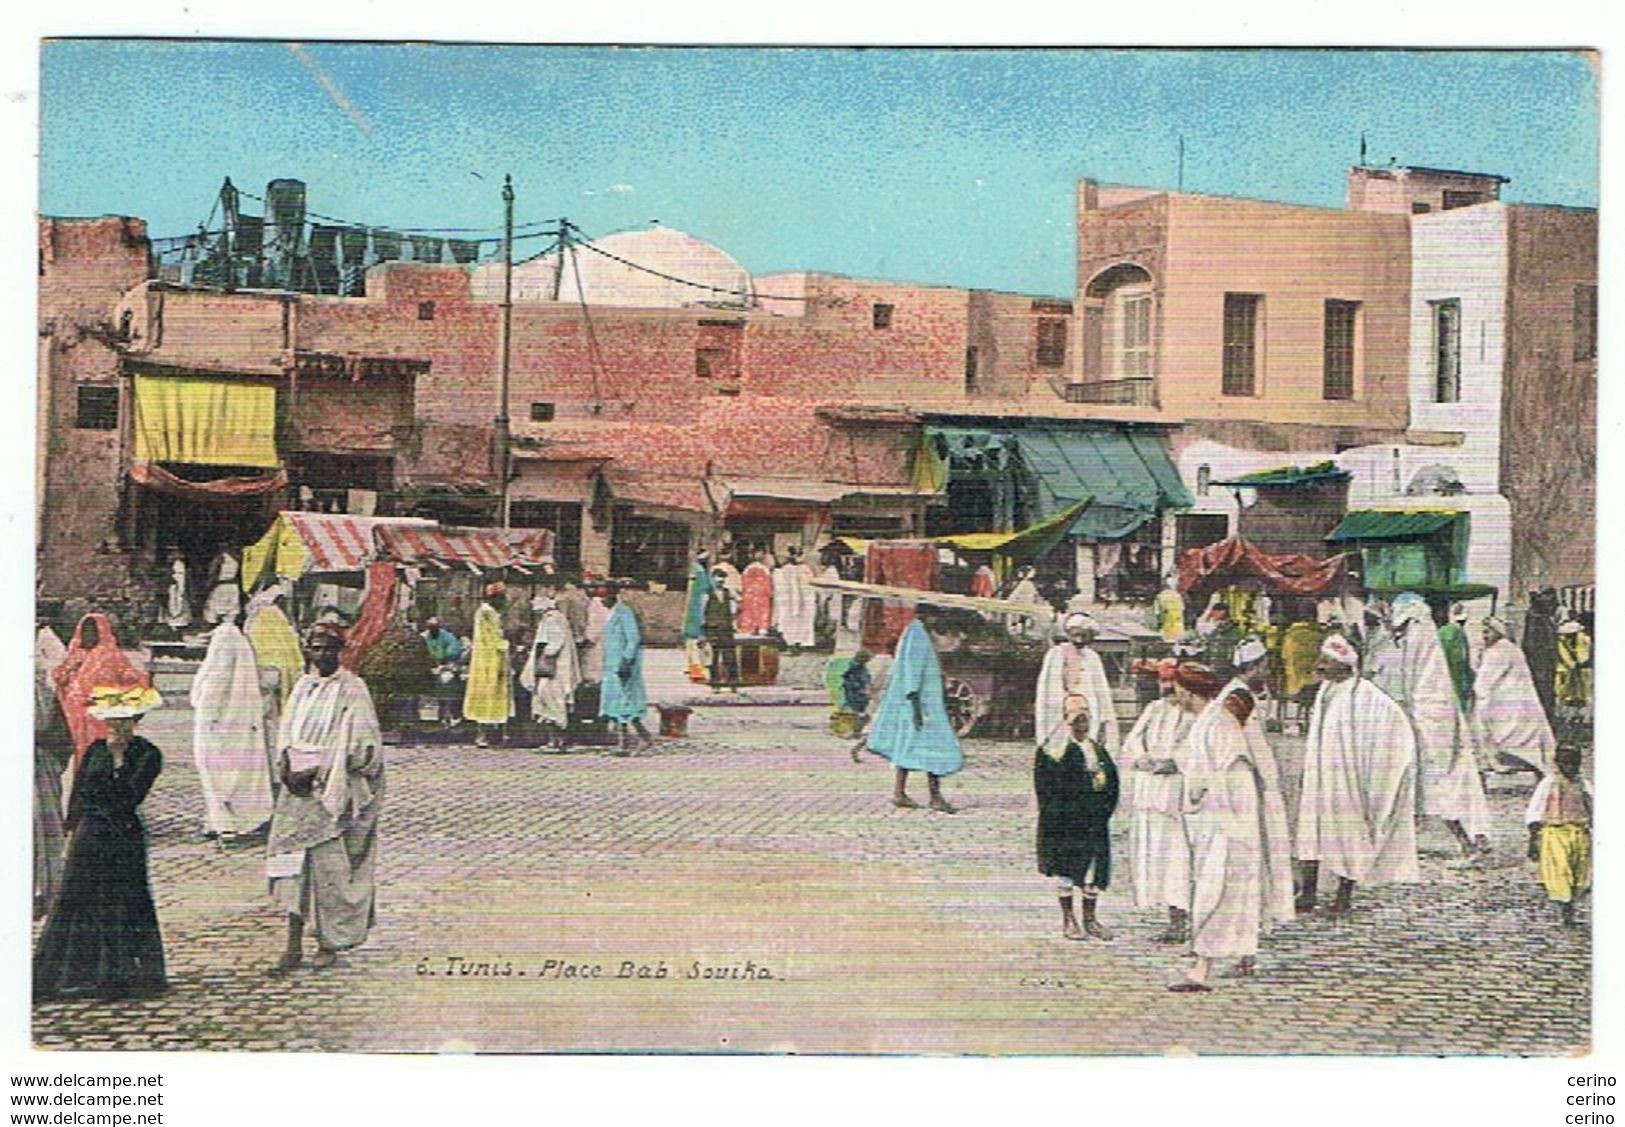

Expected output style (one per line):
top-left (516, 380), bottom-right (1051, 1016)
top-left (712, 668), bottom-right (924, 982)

top-left (245, 586), bottom-right (304, 709)
top-left (463, 582), bottom-right (513, 747)
top-left (1555, 619), bottom-right (1592, 710)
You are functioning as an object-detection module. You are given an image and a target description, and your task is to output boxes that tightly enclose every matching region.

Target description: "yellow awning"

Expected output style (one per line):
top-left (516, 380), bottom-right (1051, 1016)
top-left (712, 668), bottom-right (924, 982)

top-left (132, 374), bottom-right (280, 469)
top-left (837, 499), bottom-right (1092, 560)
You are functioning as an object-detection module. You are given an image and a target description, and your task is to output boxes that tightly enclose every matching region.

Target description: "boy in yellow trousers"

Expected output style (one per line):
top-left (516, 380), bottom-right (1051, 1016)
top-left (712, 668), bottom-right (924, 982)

top-left (1526, 744), bottom-right (1592, 926)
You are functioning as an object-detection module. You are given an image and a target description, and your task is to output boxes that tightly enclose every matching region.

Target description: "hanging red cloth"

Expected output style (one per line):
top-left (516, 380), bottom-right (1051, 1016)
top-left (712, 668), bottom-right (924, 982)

top-left (737, 561), bottom-right (774, 635)
top-left (341, 561), bottom-right (398, 671)
top-left (52, 613), bottom-right (154, 766)
top-left (1177, 536), bottom-right (1351, 597)
top-left (129, 460), bottom-right (288, 498)
top-left (862, 540), bottom-right (938, 655)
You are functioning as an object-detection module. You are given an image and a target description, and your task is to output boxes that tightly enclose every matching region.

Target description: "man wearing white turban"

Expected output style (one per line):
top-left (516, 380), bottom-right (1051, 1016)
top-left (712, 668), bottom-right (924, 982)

top-left (1387, 593), bottom-right (1493, 857)
top-left (1295, 634), bottom-right (1421, 915)
top-left (1035, 613), bottom-right (1119, 760)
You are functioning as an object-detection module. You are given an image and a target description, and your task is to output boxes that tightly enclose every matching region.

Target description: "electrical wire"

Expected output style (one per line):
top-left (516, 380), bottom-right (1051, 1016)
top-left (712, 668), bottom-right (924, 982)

top-left (565, 221), bottom-right (807, 302)
top-left (235, 187), bottom-right (559, 237)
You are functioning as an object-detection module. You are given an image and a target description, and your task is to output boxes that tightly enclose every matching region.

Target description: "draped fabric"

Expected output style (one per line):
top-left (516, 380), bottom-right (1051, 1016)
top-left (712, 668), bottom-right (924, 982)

top-left (1299, 678), bottom-right (1421, 886)
top-left (52, 614), bottom-right (153, 767)
top-left (1183, 682), bottom-right (1295, 960)
top-left (1388, 599), bottom-right (1492, 837)
top-left (737, 563), bottom-right (774, 636)
top-left (463, 601), bottom-right (513, 724)
top-left (861, 541), bottom-right (937, 656)
top-left (1471, 639), bottom-right (1557, 774)
top-left (131, 374), bottom-right (279, 468)
top-left (1035, 643), bottom-right (1120, 755)
top-left (1178, 536), bottom-right (1351, 597)
top-left (865, 620), bottom-right (963, 776)
top-left (267, 669), bottom-right (384, 952)
top-left (599, 603), bottom-right (648, 723)
top-left (246, 601), bottom-right (305, 708)
top-left (341, 562), bottom-right (398, 673)
top-left (189, 623), bottom-right (274, 835)
top-left (682, 562), bottom-right (713, 641)
top-left (1124, 697), bottom-right (1195, 910)
top-left (129, 460), bottom-right (288, 498)
top-left (521, 605), bottom-right (582, 730)
top-left (773, 561), bottom-right (817, 648)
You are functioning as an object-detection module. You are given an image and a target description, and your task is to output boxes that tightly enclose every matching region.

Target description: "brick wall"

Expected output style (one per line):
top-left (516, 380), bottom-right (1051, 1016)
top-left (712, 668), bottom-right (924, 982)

top-left (37, 217), bottom-right (154, 607)
top-left (1502, 205), bottom-right (1598, 592)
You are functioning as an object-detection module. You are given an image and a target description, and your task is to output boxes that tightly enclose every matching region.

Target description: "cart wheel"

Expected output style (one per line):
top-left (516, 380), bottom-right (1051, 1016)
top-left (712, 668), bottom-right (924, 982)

top-left (943, 676), bottom-right (985, 737)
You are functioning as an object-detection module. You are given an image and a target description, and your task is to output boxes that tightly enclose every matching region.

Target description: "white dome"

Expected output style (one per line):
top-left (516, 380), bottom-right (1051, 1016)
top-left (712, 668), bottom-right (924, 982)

top-left (472, 225), bottom-right (753, 308)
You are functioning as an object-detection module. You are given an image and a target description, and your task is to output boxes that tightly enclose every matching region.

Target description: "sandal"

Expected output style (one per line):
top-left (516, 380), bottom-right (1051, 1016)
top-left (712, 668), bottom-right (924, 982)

top-left (311, 949), bottom-right (338, 970)
top-left (891, 795), bottom-right (921, 809)
top-left (1168, 980), bottom-right (1213, 993)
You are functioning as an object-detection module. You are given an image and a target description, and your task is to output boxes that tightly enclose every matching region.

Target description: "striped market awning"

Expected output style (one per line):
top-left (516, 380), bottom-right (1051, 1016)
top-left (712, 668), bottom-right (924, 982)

top-left (241, 512), bottom-right (437, 589)
top-left (375, 524), bottom-right (526, 573)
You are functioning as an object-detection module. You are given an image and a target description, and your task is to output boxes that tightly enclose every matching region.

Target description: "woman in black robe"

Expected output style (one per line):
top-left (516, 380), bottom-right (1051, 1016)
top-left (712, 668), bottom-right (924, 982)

top-left (1035, 694), bottom-right (1120, 941)
top-left (34, 687), bottom-right (167, 1002)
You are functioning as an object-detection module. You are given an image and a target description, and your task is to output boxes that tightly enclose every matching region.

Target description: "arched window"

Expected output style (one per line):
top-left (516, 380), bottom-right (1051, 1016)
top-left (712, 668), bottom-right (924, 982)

top-left (1083, 264), bottom-right (1154, 381)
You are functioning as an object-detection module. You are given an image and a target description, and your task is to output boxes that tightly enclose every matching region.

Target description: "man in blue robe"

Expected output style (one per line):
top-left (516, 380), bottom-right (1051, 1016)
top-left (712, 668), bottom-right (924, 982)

top-left (598, 583), bottom-right (654, 754)
top-left (681, 550), bottom-right (713, 682)
top-left (865, 610), bottom-right (963, 812)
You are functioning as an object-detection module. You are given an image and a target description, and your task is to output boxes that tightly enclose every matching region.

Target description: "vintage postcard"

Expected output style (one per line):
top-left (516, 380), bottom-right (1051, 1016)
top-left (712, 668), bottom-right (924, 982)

top-left (27, 42), bottom-right (1597, 1061)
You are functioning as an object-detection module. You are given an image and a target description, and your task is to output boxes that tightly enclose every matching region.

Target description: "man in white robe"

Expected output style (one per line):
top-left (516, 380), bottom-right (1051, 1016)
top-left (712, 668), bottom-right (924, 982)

top-left (1387, 593), bottom-right (1493, 857)
top-left (1035, 613), bottom-right (1120, 758)
top-left (266, 624), bottom-right (385, 974)
top-left (521, 586), bottom-right (582, 752)
top-left (190, 621), bottom-right (274, 839)
top-left (1124, 663), bottom-right (1195, 941)
top-left (1295, 634), bottom-right (1420, 916)
top-left (1007, 566), bottom-right (1042, 638)
top-left (1471, 615), bottom-right (1556, 777)
top-left (165, 556), bottom-right (191, 631)
top-left (772, 546), bottom-right (817, 650)
top-left (1170, 664), bottom-right (1295, 991)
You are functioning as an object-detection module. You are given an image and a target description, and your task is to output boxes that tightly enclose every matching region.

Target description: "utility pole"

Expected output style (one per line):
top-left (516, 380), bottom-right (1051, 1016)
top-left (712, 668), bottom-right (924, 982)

top-left (551, 217), bottom-right (568, 301)
top-left (1177, 135), bottom-right (1185, 192)
top-left (497, 174), bottom-right (515, 529)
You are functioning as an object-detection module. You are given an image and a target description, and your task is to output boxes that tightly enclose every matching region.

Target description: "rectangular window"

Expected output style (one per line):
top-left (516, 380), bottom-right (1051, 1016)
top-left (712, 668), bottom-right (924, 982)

top-left (1222, 293), bottom-right (1261, 396)
top-left (964, 346), bottom-right (979, 394)
top-left (1323, 299), bottom-right (1360, 401)
top-left (1035, 317), bottom-right (1067, 369)
top-left (1574, 284), bottom-right (1598, 362)
top-left (529, 402), bottom-right (555, 422)
top-left (695, 347), bottom-right (725, 379)
top-left (417, 301), bottom-right (436, 321)
top-left (75, 384), bottom-right (119, 430)
top-left (872, 303), bottom-right (894, 330)
top-left (1433, 299), bottom-right (1462, 403)
top-left (1120, 293), bottom-right (1152, 377)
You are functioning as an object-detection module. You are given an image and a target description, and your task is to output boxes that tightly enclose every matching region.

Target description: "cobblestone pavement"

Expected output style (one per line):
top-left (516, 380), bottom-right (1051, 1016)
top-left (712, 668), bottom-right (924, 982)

top-left (33, 687), bottom-right (1590, 1056)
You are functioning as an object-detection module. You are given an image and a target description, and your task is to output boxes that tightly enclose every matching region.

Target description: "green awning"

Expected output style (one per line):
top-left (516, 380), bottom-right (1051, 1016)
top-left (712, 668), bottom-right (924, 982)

top-left (1214, 460), bottom-right (1350, 488)
top-left (1326, 509), bottom-right (1464, 542)
top-left (1012, 425), bottom-right (1194, 540)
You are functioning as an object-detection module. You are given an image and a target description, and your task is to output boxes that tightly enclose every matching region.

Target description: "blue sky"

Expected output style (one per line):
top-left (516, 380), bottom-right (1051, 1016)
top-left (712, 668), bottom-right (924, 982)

top-left (39, 44), bottom-right (1598, 295)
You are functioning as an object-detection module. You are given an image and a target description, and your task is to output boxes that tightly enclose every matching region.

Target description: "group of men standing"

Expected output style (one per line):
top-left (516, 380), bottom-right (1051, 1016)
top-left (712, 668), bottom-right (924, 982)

top-left (682, 546), bottom-right (818, 686)
top-left (1031, 590), bottom-right (1588, 991)
top-left (463, 578), bottom-right (654, 753)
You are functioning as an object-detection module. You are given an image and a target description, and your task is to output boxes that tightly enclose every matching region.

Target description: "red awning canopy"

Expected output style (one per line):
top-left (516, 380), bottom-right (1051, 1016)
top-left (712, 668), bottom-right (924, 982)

top-left (1178, 536), bottom-right (1353, 597)
top-left (374, 524), bottom-right (549, 573)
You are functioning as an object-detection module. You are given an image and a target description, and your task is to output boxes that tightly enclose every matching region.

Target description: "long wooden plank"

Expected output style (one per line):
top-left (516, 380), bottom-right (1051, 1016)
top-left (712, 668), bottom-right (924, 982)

top-left (809, 576), bottom-right (1051, 616)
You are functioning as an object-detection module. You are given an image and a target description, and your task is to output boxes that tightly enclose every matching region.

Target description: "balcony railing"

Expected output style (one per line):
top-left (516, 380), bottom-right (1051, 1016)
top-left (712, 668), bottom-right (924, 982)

top-left (1057, 377), bottom-right (1160, 408)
